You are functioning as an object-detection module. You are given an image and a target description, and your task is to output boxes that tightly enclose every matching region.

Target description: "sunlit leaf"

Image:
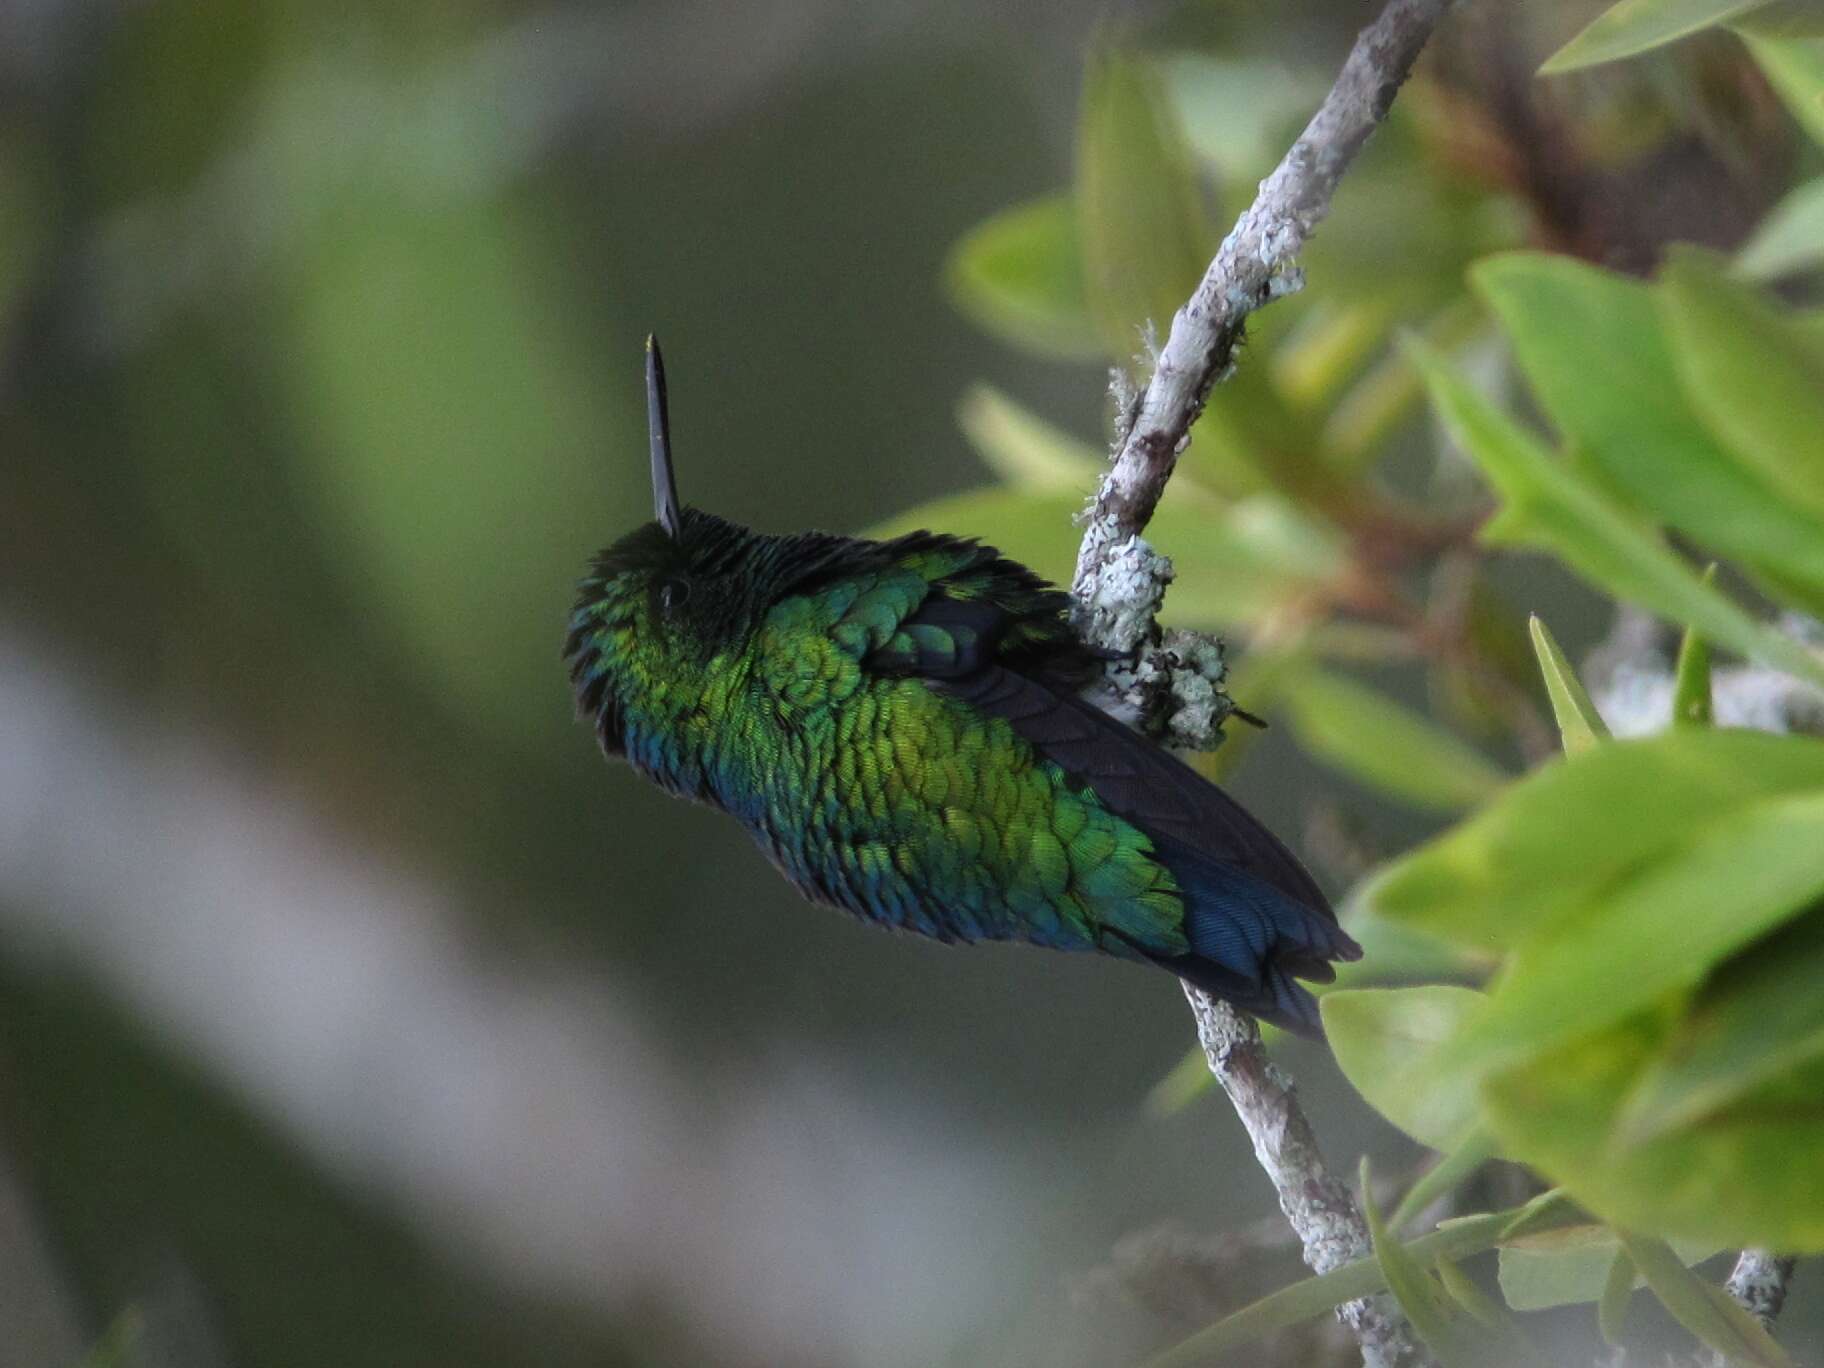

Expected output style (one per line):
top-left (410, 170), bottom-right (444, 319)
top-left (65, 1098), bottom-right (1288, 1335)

top-left (1361, 729), bottom-right (1824, 953)
top-left (1615, 1231), bottom-right (1794, 1367)
top-left (944, 195), bottom-right (1103, 361)
top-left (956, 383), bottom-right (1104, 492)
top-left (1540, 0), bottom-right (1776, 73)
top-left (1736, 175), bottom-right (1824, 278)
top-left (1075, 49), bottom-right (1210, 356)
top-left (1324, 986), bottom-right (1488, 1149)
top-left (1410, 337), bottom-right (1824, 691)
top-left (1472, 253), bottom-right (1824, 615)
top-left (1283, 671), bottom-right (1509, 811)
top-left (1527, 615), bottom-right (1610, 753)
top-left (1659, 249), bottom-right (1824, 522)
top-left (1439, 789), bottom-right (1824, 1077)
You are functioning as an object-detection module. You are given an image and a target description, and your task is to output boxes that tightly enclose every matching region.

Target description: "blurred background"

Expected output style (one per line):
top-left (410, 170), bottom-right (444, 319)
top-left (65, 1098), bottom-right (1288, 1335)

top-left (1, 1), bottom-right (1817, 1365)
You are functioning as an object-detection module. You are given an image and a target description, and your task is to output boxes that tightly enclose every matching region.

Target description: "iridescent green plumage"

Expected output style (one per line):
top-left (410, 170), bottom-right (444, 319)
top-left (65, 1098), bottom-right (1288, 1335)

top-left (564, 342), bottom-right (1358, 1035)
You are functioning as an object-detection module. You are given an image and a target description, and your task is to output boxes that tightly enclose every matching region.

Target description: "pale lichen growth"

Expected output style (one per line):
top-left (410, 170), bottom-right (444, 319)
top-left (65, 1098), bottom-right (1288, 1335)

top-left (1073, 532), bottom-right (1172, 656)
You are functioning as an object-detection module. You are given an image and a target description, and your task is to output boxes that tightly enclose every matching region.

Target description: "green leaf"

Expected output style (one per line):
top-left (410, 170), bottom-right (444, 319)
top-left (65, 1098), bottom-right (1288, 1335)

top-left (1659, 249), bottom-right (1824, 522)
top-left (1410, 337), bottom-right (1824, 692)
top-left (1598, 1248), bottom-right (1636, 1343)
top-left (74, 1310), bottom-right (142, 1368)
top-left (1323, 987), bottom-right (1489, 1149)
top-left (280, 197), bottom-right (623, 747)
top-left (1527, 615), bottom-right (1610, 753)
top-left (1075, 50), bottom-right (1210, 356)
top-left (1615, 1231), bottom-right (1794, 1367)
top-left (1360, 729), bottom-right (1824, 953)
top-left (1142, 1198), bottom-right (1580, 1368)
top-left (955, 383), bottom-right (1104, 492)
top-left (1496, 1224), bottom-right (1718, 1311)
top-left (1282, 671), bottom-right (1509, 811)
top-left (1671, 575), bottom-right (1715, 727)
top-left (1739, 28), bottom-right (1824, 145)
top-left (1144, 1045), bottom-right (1214, 1119)
top-left (869, 488), bottom-right (1335, 628)
top-left (1734, 0), bottom-right (1824, 36)
top-left (1439, 788), bottom-right (1824, 1078)
top-left (1540, 0), bottom-right (1776, 72)
top-left (944, 195), bottom-right (1104, 361)
top-left (1617, 908), bottom-right (1824, 1144)
top-left (1390, 1128), bottom-right (1503, 1232)
top-left (1365, 1161), bottom-right (1549, 1368)
top-left (1331, 903), bottom-right (1495, 991)
top-left (1472, 253), bottom-right (1824, 616)
top-left (1736, 175), bottom-right (1824, 279)
top-left (1482, 1012), bottom-right (1824, 1251)
top-left (1159, 52), bottom-right (1324, 181)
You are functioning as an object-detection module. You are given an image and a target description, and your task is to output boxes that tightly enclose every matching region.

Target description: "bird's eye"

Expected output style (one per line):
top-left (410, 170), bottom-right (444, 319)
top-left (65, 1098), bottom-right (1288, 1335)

top-left (657, 577), bottom-right (692, 616)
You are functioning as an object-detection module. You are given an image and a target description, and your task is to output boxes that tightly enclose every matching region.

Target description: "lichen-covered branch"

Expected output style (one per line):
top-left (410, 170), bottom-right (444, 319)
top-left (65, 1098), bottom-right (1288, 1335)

top-left (1180, 988), bottom-right (1423, 1368)
top-left (1725, 1249), bottom-right (1797, 1329)
top-left (1067, 5), bottom-right (1458, 1365)
top-left (1071, 0), bottom-right (1457, 604)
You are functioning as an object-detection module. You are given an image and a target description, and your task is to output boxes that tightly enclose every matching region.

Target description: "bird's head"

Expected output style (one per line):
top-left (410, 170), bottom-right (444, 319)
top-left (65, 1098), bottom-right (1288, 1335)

top-left (564, 339), bottom-right (806, 783)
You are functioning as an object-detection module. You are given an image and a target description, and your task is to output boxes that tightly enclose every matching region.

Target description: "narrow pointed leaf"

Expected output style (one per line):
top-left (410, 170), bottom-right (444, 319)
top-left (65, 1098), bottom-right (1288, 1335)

top-left (1474, 253), bottom-right (1824, 615)
top-left (1615, 1231), bottom-right (1794, 1368)
top-left (1740, 28), bottom-right (1824, 145)
top-left (1410, 337), bottom-right (1824, 692)
top-left (1671, 574), bottom-right (1715, 727)
top-left (957, 383), bottom-right (1104, 491)
top-left (1391, 1128), bottom-right (1502, 1232)
top-left (1141, 1199), bottom-right (1579, 1368)
top-left (1075, 50), bottom-right (1210, 356)
top-left (1599, 1249), bottom-right (1636, 1343)
top-left (1659, 250), bottom-right (1824, 522)
top-left (1736, 175), bottom-right (1824, 279)
top-left (1541, 0), bottom-right (1775, 72)
top-left (1365, 1160), bottom-right (1549, 1367)
top-left (1528, 615), bottom-right (1610, 752)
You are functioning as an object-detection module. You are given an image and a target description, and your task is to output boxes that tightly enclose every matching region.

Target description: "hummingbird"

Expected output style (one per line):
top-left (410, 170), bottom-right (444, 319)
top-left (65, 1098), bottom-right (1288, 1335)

top-left (564, 339), bottom-right (1359, 1036)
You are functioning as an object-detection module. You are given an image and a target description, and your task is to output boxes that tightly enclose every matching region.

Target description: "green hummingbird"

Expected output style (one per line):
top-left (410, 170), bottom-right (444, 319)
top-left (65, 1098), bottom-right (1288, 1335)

top-left (565, 339), bottom-right (1359, 1036)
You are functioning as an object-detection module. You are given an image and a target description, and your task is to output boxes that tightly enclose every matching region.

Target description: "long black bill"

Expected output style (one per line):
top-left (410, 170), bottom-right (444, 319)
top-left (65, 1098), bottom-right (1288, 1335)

top-left (646, 335), bottom-right (683, 539)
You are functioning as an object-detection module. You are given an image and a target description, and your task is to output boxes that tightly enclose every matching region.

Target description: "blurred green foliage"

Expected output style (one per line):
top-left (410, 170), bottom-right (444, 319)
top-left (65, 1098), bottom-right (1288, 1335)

top-left (907, 1), bottom-right (1824, 1362)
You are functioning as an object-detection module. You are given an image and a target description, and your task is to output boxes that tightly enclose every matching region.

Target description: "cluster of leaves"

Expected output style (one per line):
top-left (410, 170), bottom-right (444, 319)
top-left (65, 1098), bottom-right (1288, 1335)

top-left (894, 2), bottom-right (1824, 1364)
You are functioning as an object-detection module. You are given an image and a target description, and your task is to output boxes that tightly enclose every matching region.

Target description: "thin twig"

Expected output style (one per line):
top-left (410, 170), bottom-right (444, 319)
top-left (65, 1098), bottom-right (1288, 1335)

top-left (1072, 0), bottom-right (1459, 601)
top-left (1068, 3), bottom-right (1459, 1364)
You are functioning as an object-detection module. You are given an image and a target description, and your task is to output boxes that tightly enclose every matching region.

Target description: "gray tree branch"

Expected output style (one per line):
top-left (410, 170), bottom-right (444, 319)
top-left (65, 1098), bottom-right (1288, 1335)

top-left (1068, 3), bottom-right (1459, 1366)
